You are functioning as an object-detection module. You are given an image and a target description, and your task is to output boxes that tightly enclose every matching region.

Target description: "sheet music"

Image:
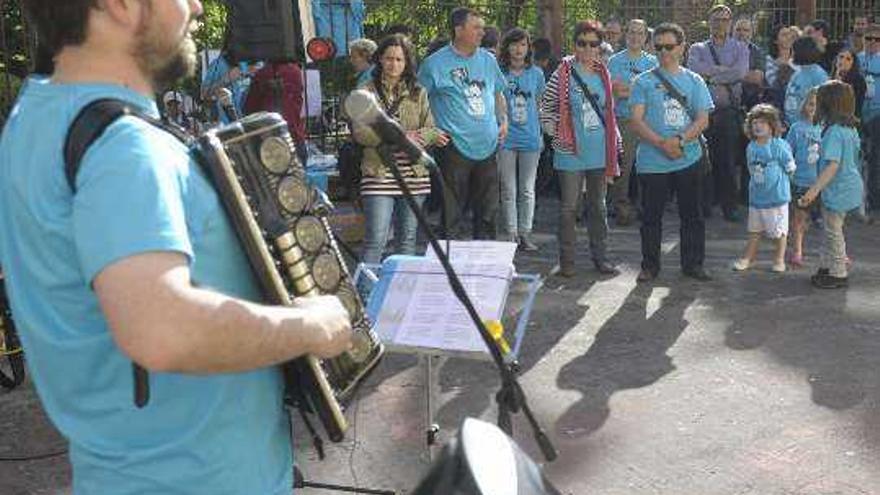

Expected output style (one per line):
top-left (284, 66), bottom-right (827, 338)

top-left (371, 258), bottom-right (513, 354)
top-left (426, 240), bottom-right (518, 266)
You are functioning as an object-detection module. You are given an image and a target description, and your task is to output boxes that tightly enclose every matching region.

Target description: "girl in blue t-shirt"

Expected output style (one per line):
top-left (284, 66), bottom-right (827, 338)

top-left (785, 88), bottom-right (822, 267)
top-left (799, 80), bottom-right (864, 289)
top-left (733, 104), bottom-right (796, 273)
top-left (498, 28), bottom-right (546, 251)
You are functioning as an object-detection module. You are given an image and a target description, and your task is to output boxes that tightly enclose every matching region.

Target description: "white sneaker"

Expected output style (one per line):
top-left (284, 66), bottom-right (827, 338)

top-left (732, 258), bottom-right (751, 271)
top-left (771, 261), bottom-right (786, 273)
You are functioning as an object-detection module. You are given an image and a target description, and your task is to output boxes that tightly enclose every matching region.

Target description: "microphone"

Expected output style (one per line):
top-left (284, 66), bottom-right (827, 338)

top-left (343, 89), bottom-right (437, 170)
top-left (217, 87), bottom-right (241, 121)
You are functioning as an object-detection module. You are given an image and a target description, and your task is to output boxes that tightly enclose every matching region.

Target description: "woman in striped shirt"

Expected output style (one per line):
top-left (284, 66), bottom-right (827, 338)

top-left (352, 34), bottom-right (449, 264)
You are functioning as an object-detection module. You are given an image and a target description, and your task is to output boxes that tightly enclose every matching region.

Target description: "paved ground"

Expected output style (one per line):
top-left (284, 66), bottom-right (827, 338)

top-left (3, 197), bottom-right (880, 494)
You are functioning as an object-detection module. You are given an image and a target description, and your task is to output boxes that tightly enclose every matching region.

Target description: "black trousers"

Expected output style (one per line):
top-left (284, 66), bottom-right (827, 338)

top-left (705, 106), bottom-right (743, 214)
top-left (864, 115), bottom-right (880, 209)
top-left (639, 162), bottom-right (706, 274)
top-left (439, 144), bottom-right (498, 240)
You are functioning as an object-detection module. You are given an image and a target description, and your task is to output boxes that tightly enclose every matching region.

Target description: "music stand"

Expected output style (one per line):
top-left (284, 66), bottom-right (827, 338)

top-left (353, 256), bottom-right (543, 460)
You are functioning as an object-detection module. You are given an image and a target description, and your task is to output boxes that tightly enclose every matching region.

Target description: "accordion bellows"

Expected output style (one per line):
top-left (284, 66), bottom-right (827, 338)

top-left (197, 112), bottom-right (383, 442)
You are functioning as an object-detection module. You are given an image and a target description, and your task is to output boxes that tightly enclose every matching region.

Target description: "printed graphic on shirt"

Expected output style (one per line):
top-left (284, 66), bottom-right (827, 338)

top-left (663, 94), bottom-right (688, 128)
top-left (784, 81), bottom-right (801, 114)
top-left (573, 85), bottom-right (601, 131)
top-left (867, 73), bottom-right (876, 99)
top-left (451, 67), bottom-right (487, 117)
top-left (807, 140), bottom-right (820, 165)
top-left (507, 80), bottom-right (532, 126)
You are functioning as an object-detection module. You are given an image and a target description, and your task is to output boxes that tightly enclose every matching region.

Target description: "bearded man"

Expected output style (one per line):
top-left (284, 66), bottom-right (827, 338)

top-left (0, 2), bottom-right (353, 493)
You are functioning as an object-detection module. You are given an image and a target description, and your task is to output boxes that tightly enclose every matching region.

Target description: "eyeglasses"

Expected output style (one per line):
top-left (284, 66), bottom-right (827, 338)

top-left (576, 39), bottom-right (603, 48)
top-left (654, 43), bottom-right (679, 52)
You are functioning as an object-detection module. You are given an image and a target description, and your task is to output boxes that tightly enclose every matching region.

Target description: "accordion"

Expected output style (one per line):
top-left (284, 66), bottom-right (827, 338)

top-left (197, 112), bottom-right (383, 442)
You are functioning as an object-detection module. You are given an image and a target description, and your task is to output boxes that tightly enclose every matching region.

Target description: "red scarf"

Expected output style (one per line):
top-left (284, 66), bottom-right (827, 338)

top-left (556, 56), bottom-right (621, 178)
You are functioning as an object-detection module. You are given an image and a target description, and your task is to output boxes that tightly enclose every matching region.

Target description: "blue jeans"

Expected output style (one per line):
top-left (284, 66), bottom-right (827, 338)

top-left (498, 148), bottom-right (540, 238)
top-left (361, 194), bottom-right (426, 264)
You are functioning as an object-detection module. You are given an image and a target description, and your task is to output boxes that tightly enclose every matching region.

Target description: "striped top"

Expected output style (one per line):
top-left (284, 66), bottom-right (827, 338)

top-left (360, 150), bottom-right (431, 196)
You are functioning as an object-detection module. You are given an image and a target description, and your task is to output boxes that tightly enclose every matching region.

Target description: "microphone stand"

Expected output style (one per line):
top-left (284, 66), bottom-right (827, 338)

top-left (374, 144), bottom-right (557, 462)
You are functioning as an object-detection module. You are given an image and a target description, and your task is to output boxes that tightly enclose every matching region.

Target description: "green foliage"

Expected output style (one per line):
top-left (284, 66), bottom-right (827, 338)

top-left (195, 0), bottom-right (228, 51)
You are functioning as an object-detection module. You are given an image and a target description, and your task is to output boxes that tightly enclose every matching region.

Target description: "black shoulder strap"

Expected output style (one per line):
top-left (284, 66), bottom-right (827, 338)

top-left (708, 42), bottom-right (722, 66)
top-left (569, 68), bottom-right (606, 128)
top-left (651, 68), bottom-right (694, 119)
top-left (64, 98), bottom-right (192, 192)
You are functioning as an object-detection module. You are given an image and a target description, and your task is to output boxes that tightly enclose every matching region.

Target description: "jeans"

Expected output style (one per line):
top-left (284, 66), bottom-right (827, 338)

top-left (820, 208), bottom-right (848, 277)
top-left (361, 194), bottom-right (426, 265)
top-left (639, 162), bottom-right (706, 274)
top-left (497, 148), bottom-right (540, 238)
top-left (705, 106), bottom-right (743, 214)
top-left (863, 115), bottom-right (880, 209)
top-left (558, 169), bottom-right (608, 268)
top-left (439, 145), bottom-right (498, 240)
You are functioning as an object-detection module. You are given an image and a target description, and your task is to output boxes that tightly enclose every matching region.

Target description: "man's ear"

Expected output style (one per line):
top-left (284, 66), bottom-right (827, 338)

top-left (97, 0), bottom-right (146, 31)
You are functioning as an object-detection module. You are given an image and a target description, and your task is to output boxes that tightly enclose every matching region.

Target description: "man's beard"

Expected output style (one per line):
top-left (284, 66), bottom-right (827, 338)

top-left (133, 10), bottom-right (198, 89)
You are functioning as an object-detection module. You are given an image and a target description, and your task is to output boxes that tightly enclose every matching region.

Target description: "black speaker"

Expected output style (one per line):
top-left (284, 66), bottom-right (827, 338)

top-left (226, 0), bottom-right (303, 62)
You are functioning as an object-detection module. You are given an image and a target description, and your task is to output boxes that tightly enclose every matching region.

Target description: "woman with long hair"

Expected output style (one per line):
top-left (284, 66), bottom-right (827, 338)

top-left (497, 28), bottom-right (546, 251)
top-left (832, 47), bottom-right (867, 119)
top-left (541, 20), bottom-right (621, 277)
top-left (352, 34), bottom-right (449, 264)
top-left (784, 36), bottom-right (829, 125)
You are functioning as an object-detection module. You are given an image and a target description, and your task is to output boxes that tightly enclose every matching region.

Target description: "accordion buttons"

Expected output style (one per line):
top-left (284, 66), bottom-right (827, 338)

top-left (260, 136), bottom-right (293, 174)
top-left (274, 232), bottom-right (296, 251)
top-left (294, 217), bottom-right (327, 253)
top-left (312, 253), bottom-right (342, 292)
top-left (277, 176), bottom-right (310, 215)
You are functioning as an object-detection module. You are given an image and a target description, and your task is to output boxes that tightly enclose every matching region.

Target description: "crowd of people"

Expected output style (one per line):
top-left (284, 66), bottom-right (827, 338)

top-left (348, 6), bottom-right (875, 290)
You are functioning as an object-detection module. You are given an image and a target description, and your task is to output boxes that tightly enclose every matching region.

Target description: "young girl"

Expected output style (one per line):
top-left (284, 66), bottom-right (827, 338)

top-left (785, 89), bottom-right (822, 267)
top-left (733, 104), bottom-right (796, 272)
top-left (799, 80), bottom-right (863, 289)
top-left (498, 28), bottom-right (546, 251)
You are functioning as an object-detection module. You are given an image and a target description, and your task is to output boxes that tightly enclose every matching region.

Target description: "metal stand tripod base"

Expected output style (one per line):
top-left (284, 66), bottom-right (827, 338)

top-left (294, 466), bottom-right (396, 494)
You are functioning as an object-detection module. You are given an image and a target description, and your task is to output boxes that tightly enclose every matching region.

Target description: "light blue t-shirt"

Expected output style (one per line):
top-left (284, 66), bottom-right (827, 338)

top-left (356, 64), bottom-right (375, 88)
top-left (784, 64), bottom-right (828, 124)
top-left (418, 45), bottom-right (506, 160)
top-left (819, 124), bottom-right (863, 212)
top-left (554, 68), bottom-right (606, 171)
top-left (786, 118), bottom-right (823, 188)
top-left (746, 137), bottom-right (795, 208)
top-left (502, 65), bottom-right (545, 151)
top-left (0, 79), bottom-right (292, 494)
top-left (202, 55), bottom-right (252, 124)
top-left (857, 51), bottom-right (880, 121)
top-left (607, 50), bottom-right (658, 119)
top-left (630, 67), bottom-right (715, 174)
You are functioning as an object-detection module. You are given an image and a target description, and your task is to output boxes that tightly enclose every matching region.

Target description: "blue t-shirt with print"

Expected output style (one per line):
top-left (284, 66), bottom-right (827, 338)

top-left (502, 65), bottom-right (545, 151)
top-left (819, 124), bottom-right (863, 212)
top-left (0, 79), bottom-right (292, 495)
top-left (418, 45), bottom-right (506, 160)
top-left (746, 137), bottom-right (795, 208)
top-left (858, 51), bottom-right (880, 121)
top-left (607, 50), bottom-right (658, 119)
top-left (554, 68), bottom-right (606, 171)
top-left (784, 64), bottom-right (828, 125)
top-left (630, 67), bottom-right (715, 174)
top-left (786, 118), bottom-right (823, 188)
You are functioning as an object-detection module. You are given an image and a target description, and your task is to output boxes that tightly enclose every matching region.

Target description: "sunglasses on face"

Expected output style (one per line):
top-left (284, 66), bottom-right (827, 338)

top-left (654, 43), bottom-right (679, 52)
top-left (576, 39), bottom-right (603, 48)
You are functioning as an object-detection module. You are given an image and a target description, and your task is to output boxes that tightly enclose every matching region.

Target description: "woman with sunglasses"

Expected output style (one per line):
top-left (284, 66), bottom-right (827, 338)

top-left (859, 24), bottom-right (880, 210)
top-left (540, 20), bottom-right (621, 277)
top-left (832, 48), bottom-right (866, 120)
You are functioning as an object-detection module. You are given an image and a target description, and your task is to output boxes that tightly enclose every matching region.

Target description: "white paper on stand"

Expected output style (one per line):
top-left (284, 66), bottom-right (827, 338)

top-left (426, 240), bottom-right (518, 266)
top-left (371, 258), bottom-right (514, 354)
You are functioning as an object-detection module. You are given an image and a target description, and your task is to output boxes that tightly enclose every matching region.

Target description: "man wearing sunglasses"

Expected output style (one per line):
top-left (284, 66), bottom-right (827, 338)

top-left (687, 4), bottom-right (749, 223)
top-left (629, 23), bottom-right (714, 282)
top-left (858, 24), bottom-right (880, 209)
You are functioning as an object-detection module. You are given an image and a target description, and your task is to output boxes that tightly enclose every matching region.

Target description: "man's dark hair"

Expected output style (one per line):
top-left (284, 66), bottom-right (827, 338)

top-left (792, 36), bottom-right (823, 65)
top-left (21, 1), bottom-right (98, 55)
top-left (809, 19), bottom-right (831, 39)
top-left (449, 7), bottom-right (480, 39)
top-left (532, 37), bottom-right (552, 60)
top-left (653, 22), bottom-right (686, 46)
top-left (482, 26), bottom-right (499, 50)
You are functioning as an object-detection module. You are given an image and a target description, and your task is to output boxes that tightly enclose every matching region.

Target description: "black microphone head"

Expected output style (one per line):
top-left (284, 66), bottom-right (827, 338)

top-left (344, 89), bottom-right (383, 125)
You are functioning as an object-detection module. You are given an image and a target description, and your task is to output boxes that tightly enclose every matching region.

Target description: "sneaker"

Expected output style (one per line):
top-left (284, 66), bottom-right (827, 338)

top-left (811, 273), bottom-right (848, 289)
top-left (682, 267), bottom-right (713, 281)
top-left (637, 268), bottom-right (657, 283)
top-left (732, 258), bottom-right (751, 271)
top-left (594, 259), bottom-right (620, 276)
top-left (771, 261), bottom-right (786, 273)
top-left (518, 233), bottom-right (539, 252)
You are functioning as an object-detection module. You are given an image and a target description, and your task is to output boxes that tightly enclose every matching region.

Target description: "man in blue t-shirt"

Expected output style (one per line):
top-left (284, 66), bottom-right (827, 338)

top-left (0, 3), bottom-right (352, 494)
top-left (630, 23), bottom-right (715, 283)
top-left (418, 7), bottom-right (508, 240)
top-left (859, 24), bottom-right (880, 209)
top-left (608, 19), bottom-right (657, 225)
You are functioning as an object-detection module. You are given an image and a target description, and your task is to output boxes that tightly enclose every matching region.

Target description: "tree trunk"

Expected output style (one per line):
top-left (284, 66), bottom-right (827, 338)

top-left (795, 0), bottom-right (816, 28)
top-left (536, 0), bottom-right (563, 58)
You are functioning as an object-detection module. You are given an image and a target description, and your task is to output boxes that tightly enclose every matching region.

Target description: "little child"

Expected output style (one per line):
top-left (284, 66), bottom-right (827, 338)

top-left (785, 89), bottom-right (821, 267)
top-left (733, 104), bottom-right (796, 272)
top-left (798, 80), bottom-right (863, 289)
